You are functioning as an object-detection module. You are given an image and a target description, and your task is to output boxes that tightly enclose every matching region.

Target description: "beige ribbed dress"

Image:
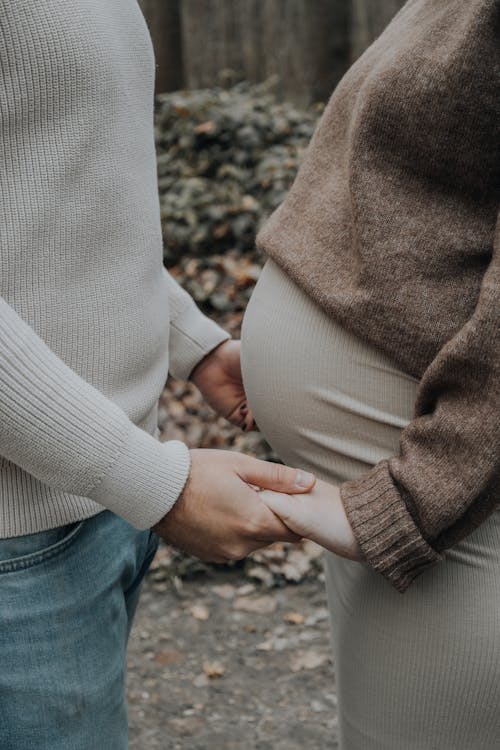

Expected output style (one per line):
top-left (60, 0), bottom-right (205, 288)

top-left (241, 259), bottom-right (500, 750)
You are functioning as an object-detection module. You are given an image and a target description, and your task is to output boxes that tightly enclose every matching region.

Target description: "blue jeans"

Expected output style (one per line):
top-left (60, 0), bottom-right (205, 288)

top-left (0, 510), bottom-right (159, 750)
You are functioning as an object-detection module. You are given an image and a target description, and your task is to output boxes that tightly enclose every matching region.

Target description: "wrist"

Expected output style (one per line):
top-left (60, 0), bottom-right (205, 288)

top-left (190, 340), bottom-right (228, 386)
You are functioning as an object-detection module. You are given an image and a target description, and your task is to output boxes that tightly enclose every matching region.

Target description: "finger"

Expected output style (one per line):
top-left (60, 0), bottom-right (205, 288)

top-left (244, 408), bottom-right (256, 432)
top-left (240, 486), bottom-right (302, 543)
top-left (226, 399), bottom-right (248, 427)
top-left (259, 490), bottom-right (306, 533)
top-left (250, 503), bottom-right (302, 543)
top-left (237, 456), bottom-right (316, 494)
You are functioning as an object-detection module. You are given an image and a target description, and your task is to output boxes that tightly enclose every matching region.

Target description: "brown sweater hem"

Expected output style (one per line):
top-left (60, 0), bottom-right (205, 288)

top-left (340, 461), bottom-right (443, 592)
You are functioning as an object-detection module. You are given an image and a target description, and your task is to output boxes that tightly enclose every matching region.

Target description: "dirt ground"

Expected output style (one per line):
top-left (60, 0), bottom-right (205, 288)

top-left (127, 563), bottom-right (339, 750)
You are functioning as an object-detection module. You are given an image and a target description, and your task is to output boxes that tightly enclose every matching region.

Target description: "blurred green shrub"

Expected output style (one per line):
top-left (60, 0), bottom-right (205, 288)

top-left (155, 80), bottom-right (322, 265)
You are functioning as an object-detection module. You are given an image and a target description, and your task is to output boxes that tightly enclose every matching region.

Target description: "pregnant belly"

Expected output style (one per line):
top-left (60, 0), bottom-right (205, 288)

top-left (240, 259), bottom-right (419, 484)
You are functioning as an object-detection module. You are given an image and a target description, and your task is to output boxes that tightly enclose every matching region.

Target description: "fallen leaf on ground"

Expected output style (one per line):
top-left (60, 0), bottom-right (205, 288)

top-left (211, 584), bottom-right (235, 600)
top-left (233, 595), bottom-right (277, 614)
top-left (203, 661), bottom-right (225, 678)
top-left (153, 649), bottom-right (183, 666)
top-left (190, 604), bottom-right (210, 621)
top-left (194, 120), bottom-right (216, 135)
top-left (235, 583), bottom-right (256, 596)
top-left (304, 608), bottom-right (330, 626)
top-left (255, 640), bottom-right (273, 651)
top-left (284, 612), bottom-right (305, 625)
top-left (289, 649), bottom-right (330, 672)
top-left (256, 637), bottom-right (292, 652)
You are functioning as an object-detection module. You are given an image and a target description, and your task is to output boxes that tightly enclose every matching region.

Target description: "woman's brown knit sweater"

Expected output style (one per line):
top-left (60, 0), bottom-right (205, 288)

top-left (257, 0), bottom-right (500, 591)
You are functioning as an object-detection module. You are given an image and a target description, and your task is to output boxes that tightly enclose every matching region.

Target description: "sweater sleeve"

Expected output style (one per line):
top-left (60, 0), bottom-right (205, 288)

top-left (340, 213), bottom-right (500, 593)
top-left (163, 267), bottom-right (231, 380)
top-left (0, 295), bottom-right (192, 530)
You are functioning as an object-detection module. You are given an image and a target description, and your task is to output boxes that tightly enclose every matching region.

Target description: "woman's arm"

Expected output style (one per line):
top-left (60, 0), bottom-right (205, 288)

top-left (260, 479), bottom-right (362, 562)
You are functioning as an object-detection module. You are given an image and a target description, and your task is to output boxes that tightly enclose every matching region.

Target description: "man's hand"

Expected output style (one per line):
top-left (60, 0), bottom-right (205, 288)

top-left (259, 479), bottom-right (363, 562)
top-left (190, 340), bottom-right (254, 431)
top-left (153, 449), bottom-right (316, 562)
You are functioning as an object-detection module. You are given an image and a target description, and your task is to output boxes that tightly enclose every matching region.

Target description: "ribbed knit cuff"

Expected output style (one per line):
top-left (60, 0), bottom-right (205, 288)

top-left (89, 423), bottom-right (191, 529)
top-left (168, 302), bottom-right (230, 381)
top-left (339, 460), bottom-right (442, 592)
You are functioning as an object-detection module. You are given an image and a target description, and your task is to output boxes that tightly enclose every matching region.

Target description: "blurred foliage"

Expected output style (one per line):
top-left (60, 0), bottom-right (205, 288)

top-left (155, 80), bottom-right (322, 266)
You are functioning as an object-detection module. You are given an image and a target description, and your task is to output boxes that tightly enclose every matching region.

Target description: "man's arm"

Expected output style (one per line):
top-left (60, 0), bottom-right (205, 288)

top-left (162, 267), bottom-right (254, 430)
top-left (162, 267), bottom-right (230, 382)
top-left (0, 294), bottom-right (190, 529)
top-left (0, 291), bottom-right (315, 557)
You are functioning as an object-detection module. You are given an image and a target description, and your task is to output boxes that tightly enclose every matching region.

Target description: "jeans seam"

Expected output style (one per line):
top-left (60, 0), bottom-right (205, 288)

top-left (0, 521), bottom-right (85, 574)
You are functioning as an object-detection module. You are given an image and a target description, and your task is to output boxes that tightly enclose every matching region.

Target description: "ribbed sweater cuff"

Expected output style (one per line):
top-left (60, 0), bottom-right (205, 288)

top-left (89, 424), bottom-right (191, 529)
top-left (169, 302), bottom-right (230, 381)
top-left (339, 460), bottom-right (442, 592)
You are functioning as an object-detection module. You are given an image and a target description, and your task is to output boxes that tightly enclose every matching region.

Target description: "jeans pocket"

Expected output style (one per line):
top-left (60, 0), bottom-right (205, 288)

top-left (0, 521), bottom-right (85, 574)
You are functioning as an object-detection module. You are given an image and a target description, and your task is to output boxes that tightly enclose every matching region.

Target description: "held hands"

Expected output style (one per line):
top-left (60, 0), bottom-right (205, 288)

top-left (155, 338), bottom-right (315, 561)
top-left (259, 479), bottom-right (363, 562)
top-left (159, 338), bottom-right (355, 565)
top-left (153, 449), bottom-right (316, 562)
top-left (190, 340), bottom-right (255, 431)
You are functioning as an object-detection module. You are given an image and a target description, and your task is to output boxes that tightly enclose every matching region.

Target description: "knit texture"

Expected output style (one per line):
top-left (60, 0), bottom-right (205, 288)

top-left (0, 0), bottom-right (229, 536)
top-left (257, 0), bottom-right (500, 590)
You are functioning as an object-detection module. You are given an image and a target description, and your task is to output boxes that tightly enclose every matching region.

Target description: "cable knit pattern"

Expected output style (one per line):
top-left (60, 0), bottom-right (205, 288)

top-left (257, 0), bottom-right (500, 590)
top-left (0, 0), bottom-right (229, 536)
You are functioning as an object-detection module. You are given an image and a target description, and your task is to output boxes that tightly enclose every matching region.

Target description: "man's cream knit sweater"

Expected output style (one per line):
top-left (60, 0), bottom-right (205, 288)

top-left (0, 0), bottom-right (229, 537)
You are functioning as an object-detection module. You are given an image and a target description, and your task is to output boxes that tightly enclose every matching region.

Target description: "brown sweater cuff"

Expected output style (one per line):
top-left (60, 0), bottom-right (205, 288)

top-left (339, 460), bottom-right (443, 592)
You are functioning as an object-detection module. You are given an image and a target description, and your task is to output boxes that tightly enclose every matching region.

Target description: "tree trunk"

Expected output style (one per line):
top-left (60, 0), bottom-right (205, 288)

top-left (139, 0), bottom-right (184, 93)
top-left (180, 0), bottom-right (349, 105)
top-left (138, 0), bottom-right (408, 103)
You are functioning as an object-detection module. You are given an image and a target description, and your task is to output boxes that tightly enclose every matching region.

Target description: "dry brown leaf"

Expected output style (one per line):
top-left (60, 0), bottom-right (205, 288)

top-left (256, 636), bottom-right (293, 652)
top-left (173, 103), bottom-right (189, 117)
top-left (212, 222), bottom-right (230, 239)
top-left (202, 661), bottom-right (225, 678)
top-left (211, 584), bottom-right (235, 600)
top-left (241, 195), bottom-right (258, 211)
top-left (235, 583), bottom-right (256, 596)
top-left (284, 612), bottom-right (305, 625)
top-left (255, 640), bottom-right (273, 652)
top-left (289, 649), bottom-right (330, 672)
top-left (233, 595), bottom-right (277, 615)
top-left (153, 649), bottom-right (183, 666)
top-left (194, 120), bottom-right (215, 134)
top-left (190, 604), bottom-right (210, 621)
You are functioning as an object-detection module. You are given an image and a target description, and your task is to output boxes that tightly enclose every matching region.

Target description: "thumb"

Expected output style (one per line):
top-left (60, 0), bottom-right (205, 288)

top-left (237, 456), bottom-right (316, 494)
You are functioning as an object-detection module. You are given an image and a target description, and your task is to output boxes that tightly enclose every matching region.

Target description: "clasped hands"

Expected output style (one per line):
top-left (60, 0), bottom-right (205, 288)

top-left (154, 340), bottom-right (361, 564)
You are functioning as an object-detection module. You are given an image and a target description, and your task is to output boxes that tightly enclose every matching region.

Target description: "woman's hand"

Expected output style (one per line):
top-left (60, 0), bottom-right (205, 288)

top-left (190, 340), bottom-right (255, 431)
top-left (259, 479), bottom-right (363, 562)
